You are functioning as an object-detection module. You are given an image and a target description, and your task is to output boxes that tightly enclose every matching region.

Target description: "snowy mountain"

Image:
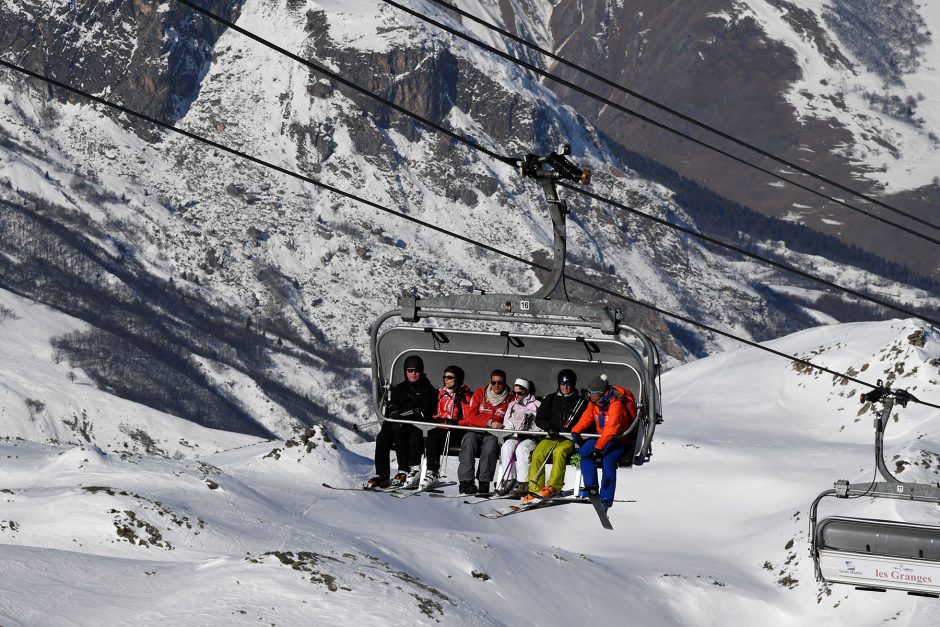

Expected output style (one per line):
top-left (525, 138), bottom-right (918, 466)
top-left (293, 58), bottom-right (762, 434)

top-left (2, 311), bottom-right (940, 625)
top-left (3, 0), bottom-right (940, 439)
top-left (539, 0), bottom-right (940, 279)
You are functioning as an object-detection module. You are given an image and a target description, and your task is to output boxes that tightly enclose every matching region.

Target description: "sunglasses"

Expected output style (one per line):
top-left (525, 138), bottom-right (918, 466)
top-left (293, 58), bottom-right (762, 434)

top-left (406, 368), bottom-right (421, 374)
top-left (490, 380), bottom-right (506, 386)
top-left (443, 374), bottom-right (456, 380)
top-left (559, 381), bottom-right (574, 386)
top-left (513, 390), bottom-right (526, 396)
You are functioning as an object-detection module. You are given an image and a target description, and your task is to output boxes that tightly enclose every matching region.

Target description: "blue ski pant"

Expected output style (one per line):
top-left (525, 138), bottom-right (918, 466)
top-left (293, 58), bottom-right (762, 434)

top-left (578, 438), bottom-right (628, 507)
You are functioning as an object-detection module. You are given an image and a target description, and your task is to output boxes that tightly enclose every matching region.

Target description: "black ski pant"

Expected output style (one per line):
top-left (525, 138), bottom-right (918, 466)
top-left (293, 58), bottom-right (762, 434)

top-left (425, 427), bottom-right (462, 472)
top-left (374, 422), bottom-right (423, 478)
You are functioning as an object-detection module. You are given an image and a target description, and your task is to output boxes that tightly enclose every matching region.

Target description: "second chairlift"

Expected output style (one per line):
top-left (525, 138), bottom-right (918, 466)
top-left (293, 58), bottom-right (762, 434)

top-left (811, 383), bottom-right (940, 597)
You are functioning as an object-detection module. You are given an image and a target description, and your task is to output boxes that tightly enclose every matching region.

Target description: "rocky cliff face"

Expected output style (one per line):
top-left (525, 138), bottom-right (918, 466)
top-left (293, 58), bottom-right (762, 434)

top-left (3, 0), bottom-right (242, 125)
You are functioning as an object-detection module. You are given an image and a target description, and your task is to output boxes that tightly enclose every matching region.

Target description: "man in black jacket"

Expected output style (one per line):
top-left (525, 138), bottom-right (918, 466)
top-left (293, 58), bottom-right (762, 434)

top-left (523, 369), bottom-right (586, 500)
top-left (367, 355), bottom-right (437, 489)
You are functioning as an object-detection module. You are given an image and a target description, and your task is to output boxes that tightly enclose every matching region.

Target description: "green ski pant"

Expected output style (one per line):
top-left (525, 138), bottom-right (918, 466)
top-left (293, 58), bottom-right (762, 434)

top-left (528, 437), bottom-right (575, 492)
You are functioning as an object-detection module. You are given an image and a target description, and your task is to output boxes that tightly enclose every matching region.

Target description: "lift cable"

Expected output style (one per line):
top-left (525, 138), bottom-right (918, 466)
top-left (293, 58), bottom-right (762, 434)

top-left (4, 59), bottom-right (938, 410)
top-left (562, 179), bottom-right (940, 329)
top-left (420, 0), bottom-right (940, 234)
top-left (380, 0), bottom-right (940, 246)
top-left (168, 0), bottom-right (940, 328)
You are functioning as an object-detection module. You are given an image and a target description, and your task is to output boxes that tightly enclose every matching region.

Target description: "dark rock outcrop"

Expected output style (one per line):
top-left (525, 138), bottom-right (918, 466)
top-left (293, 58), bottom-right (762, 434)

top-left (3, 0), bottom-right (244, 126)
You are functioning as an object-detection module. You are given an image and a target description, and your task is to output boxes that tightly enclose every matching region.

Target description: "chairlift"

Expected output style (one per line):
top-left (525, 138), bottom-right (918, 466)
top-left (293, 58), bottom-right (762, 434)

top-left (810, 383), bottom-right (940, 597)
top-left (369, 145), bottom-right (663, 464)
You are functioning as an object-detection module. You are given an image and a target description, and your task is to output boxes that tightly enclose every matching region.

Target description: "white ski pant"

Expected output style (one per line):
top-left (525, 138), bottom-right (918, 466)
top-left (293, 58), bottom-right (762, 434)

top-left (499, 438), bottom-right (536, 483)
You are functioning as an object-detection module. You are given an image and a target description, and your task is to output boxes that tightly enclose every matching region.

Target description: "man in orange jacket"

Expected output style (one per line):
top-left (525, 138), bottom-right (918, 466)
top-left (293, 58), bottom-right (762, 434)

top-left (571, 374), bottom-right (637, 511)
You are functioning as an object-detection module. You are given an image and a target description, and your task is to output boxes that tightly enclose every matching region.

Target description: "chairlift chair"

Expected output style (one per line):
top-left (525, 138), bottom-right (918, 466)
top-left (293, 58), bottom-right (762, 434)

top-left (369, 146), bottom-right (663, 465)
top-left (810, 384), bottom-right (940, 597)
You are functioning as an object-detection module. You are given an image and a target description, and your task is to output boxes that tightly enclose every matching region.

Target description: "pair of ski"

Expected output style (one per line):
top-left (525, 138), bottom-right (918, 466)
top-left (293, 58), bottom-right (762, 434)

top-left (427, 491), bottom-right (522, 504)
top-left (321, 481), bottom-right (456, 498)
top-left (479, 489), bottom-right (575, 519)
top-left (480, 489), bottom-right (614, 530)
top-left (322, 481), bottom-right (616, 529)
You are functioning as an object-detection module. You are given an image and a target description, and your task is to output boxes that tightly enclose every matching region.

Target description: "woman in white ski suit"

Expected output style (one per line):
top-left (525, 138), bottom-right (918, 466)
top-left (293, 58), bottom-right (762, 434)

top-left (498, 379), bottom-right (541, 487)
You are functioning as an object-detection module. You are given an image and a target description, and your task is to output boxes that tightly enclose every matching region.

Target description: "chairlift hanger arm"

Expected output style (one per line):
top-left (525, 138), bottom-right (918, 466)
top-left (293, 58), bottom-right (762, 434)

top-left (855, 382), bottom-right (928, 486)
top-left (397, 145), bottom-right (616, 327)
top-left (514, 145), bottom-right (590, 301)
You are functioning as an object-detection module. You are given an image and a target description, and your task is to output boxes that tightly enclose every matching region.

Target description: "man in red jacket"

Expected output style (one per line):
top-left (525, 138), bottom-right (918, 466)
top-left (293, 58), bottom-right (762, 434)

top-left (457, 369), bottom-right (511, 494)
top-left (571, 374), bottom-right (637, 511)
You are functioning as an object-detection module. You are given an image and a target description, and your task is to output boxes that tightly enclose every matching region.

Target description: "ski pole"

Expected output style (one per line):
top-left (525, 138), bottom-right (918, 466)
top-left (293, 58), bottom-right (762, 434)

top-left (498, 438), bottom-right (520, 487)
top-left (441, 429), bottom-right (451, 477)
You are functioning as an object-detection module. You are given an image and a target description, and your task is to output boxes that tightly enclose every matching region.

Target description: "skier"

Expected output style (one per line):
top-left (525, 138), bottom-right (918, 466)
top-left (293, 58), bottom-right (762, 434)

top-left (495, 378), bottom-right (541, 497)
top-left (523, 369), bottom-right (585, 502)
top-left (366, 355), bottom-right (437, 489)
top-left (420, 364), bottom-right (472, 489)
top-left (457, 369), bottom-right (512, 494)
top-left (571, 374), bottom-right (637, 511)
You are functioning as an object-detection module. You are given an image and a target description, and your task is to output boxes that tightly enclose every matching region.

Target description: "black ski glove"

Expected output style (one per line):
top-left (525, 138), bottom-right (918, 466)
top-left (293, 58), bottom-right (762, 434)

top-left (547, 428), bottom-right (559, 439)
top-left (572, 432), bottom-right (584, 447)
top-left (588, 449), bottom-right (605, 463)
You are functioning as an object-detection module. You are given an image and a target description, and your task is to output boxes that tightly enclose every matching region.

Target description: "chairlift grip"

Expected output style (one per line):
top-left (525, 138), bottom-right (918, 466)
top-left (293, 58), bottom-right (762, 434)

top-left (400, 296), bottom-right (418, 322)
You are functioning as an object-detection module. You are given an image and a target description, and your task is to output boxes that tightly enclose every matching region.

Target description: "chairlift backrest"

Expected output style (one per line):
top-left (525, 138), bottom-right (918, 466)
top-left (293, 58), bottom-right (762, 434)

top-left (377, 327), bottom-right (644, 404)
top-left (818, 517), bottom-right (940, 562)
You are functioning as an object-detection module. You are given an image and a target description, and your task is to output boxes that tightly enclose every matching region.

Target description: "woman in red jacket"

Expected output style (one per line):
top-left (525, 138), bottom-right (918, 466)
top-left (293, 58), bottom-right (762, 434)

top-left (420, 365), bottom-right (472, 489)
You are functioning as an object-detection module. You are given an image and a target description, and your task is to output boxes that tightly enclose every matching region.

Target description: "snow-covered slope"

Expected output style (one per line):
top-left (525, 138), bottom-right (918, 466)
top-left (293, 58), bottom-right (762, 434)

top-left (0, 288), bottom-right (259, 454)
top-left (2, 318), bottom-right (939, 625)
top-left (4, 5), bottom-right (940, 621)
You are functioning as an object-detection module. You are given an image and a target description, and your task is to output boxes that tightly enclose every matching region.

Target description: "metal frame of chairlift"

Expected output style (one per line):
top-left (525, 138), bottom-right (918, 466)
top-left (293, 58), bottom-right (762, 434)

top-left (810, 384), bottom-right (940, 597)
top-left (368, 146), bottom-right (663, 465)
